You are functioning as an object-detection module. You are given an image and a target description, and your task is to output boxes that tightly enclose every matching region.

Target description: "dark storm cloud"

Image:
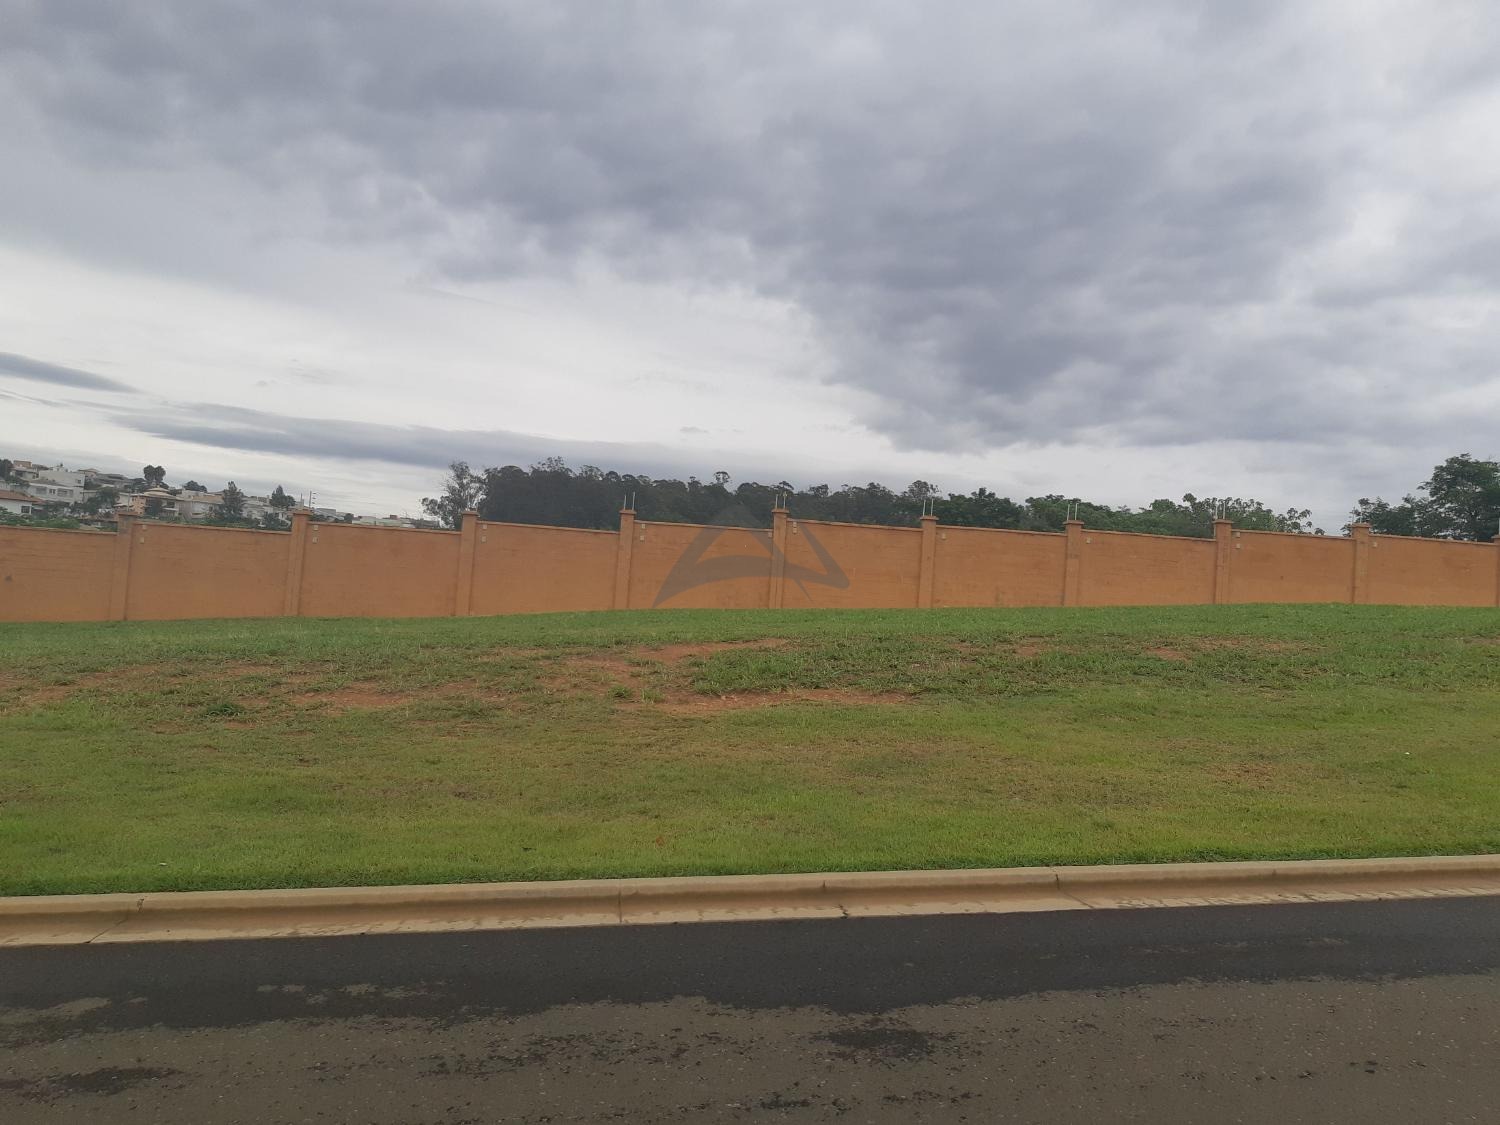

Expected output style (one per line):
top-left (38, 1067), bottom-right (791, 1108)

top-left (5, 1), bottom-right (1500, 456)
top-left (0, 351), bottom-right (134, 393)
top-left (111, 401), bottom-right (742, 483)
top-left (108, 401), bottom-right (927, 496)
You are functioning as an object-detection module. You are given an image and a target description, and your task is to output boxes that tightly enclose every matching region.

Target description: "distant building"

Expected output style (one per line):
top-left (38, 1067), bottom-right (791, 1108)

top-left (121, 487), bottom-right (186, 518)
top-left (4, 455), bottom-right (390, 527)
top-left (0, 488), bottom-right (35, 516)
top-left (352, 514), bottom-right (429, 528)
top-left (243, 495), bottom-right (275, 522)
top-left (174, 491), bottom-right (226, 521)
top-left (23, 464), bottom-right (89, 507)
top-left (83, 469), bottom-right (133, 490)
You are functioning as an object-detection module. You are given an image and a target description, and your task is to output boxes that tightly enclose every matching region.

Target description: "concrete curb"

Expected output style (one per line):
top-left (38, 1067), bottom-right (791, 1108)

top-left (5, 855), bottom-right (1500, 947)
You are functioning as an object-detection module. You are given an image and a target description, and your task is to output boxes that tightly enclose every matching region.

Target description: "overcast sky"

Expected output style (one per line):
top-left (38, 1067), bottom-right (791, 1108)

top-left (3, 2), bottom-right (1498, 525)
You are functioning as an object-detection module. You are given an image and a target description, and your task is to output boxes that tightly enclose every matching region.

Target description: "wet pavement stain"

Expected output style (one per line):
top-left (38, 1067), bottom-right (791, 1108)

top-left (1, 1067), bottom-right (182, 1102)
top-left (817, 1022), bottom-right (954, 1063)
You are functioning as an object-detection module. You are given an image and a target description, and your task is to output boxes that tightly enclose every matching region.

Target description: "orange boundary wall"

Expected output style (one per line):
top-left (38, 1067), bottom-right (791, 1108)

top-left (2, 510), bottom-right (1497, 623)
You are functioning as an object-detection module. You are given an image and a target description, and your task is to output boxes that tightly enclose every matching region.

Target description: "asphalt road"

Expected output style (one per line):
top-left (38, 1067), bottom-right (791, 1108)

top-left (3, 897), bottom-right (1500, 1123)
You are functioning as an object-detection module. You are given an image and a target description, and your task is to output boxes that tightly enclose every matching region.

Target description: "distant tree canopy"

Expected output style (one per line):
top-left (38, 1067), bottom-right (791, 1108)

top-left (422, 459), bottom-right (1322, 537)
top-left (181, 480), bottom-right (207, 492)
top-left (84, 486), bottom-right (119, 515)
top-left (213, 481), bottom-right (247, 522)
top-left (421, 461), bottom-right (487, 529)
top-left (1351, 454), bottom-right (1500, 542)
top-left (142, 465), bottom-right (166, 489)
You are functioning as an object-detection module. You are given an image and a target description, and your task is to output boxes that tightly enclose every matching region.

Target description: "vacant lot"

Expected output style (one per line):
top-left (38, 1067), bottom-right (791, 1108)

top-left (2, 604), bottom-right (1499, 895)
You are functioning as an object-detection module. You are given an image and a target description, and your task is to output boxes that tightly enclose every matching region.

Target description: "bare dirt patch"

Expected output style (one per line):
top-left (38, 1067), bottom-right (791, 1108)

top-left (642, 639), bottom-right (789, 662)
top-left (1145, 638), bottom-right (1318, 662)
top-left (0, 665), bottom-right (163, 711)
top-left (1146, 647), bottom-right (1191, 661)
top-left (224, 661), bottom-right (333, 688)
top-left (951, 638), bottom-right (1057, 659)
top-left (542, 652), bottom-right (642, 691)
top-left (542, 641), bottom-right (789, 694)
top-left (1205, 758), bottom-right (1302, 788)
top-left (539, 640), bottom-right (908, 712)
top-left (1196, 637), bottom-right (1316, 653)
top-left (648, 687), bottom-right (912, 714)
top-left (288, 687), bottom-right (426, 711)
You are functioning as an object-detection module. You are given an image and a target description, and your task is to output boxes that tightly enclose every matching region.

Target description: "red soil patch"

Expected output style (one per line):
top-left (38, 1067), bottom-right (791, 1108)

top-left (543, 640), bottom-right (789, 693)
top-left (1146, 647), bottom-right (1191, 661)
top-left (647, 687), bottom-right (911, 714)
top-left (287, 687), bottom-right (425, 710)
top-left (951, 639), bottom-right (1056, 659)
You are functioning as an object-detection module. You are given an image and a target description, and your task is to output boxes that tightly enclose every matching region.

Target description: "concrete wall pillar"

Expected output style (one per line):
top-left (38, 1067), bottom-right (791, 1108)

top-left (1213, 519), bottom-right (1233, 604)
top-left (107, 514), bottom-right (136, 621)
top-left (1350, 522), bottom-right (1372, 605)
top-left (1495, 536), bottom-right (1500, 608)
top-left (613, 508), bottom-right (636, 610)
top-left (283, 509), bottom-right (311, 616)
top-left (769, 505), bottom-right (789, 609)
top-left (917, 514), bottom-right (938, 608)
top-left (1062, 519), bottom-right (1084, 606)
top-left (454, 509), bottom-right (479, 616)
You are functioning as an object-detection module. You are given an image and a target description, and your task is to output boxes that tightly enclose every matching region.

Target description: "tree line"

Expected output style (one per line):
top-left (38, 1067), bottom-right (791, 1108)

top-left (422, 457), bottom-right (1323, 538)
top-left (423, 453), bottom-right (1500, 542)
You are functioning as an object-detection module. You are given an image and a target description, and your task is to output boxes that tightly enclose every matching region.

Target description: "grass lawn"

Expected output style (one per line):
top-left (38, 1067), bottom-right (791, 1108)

top-left (2, 604), bottom-right (1500, 896)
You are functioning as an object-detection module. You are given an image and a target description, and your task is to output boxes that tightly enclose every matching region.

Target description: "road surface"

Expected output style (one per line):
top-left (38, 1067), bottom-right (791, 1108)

top-left (4, 897), bottom-right (1499, 1122)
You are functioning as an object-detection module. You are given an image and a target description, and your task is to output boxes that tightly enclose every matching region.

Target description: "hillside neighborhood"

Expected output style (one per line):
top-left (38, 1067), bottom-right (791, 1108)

top-left (0, 457), bottom-right (437, 530)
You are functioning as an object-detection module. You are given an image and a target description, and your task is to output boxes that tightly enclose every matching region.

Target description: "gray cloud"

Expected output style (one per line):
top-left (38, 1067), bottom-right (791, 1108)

top-left (106, 400), bottom-right (971, 500)
top-left (4, 1), bottom-right (1500, 473)
top-left (111, 400), bottom-right (770, 484)
top-left (0, 350), bottom-right (134, 393)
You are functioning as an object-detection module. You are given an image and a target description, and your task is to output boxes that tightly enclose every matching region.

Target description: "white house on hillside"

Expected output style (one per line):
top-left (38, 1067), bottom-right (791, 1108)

top-left (22, 464), bottom-right (88, 507)
top-left (0, 488), bottom-right (35, 516)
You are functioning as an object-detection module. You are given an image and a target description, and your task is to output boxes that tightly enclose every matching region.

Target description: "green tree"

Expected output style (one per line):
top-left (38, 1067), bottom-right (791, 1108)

top-left (142, 465), bottom-right (166, 488)
top-left (446, 456), bottom-right (1320, 538)
top-left (1351, 454), bottom-right (1500, 541)
top-left (181, 480), bottom-right (207, 492)
top-left (1349, 496), bottom-right (1424, 537)
top-left (422, 461), bottom-right (487, 529)
top-left (0, 458), bottom-right (14, 482)
top-left (936, 488), bottom-right (1028, 528)
top-left (214, 481), bottom-right (247, 522)
top-left (84, 486), bottom-right (120, 515)
top-left (269, 485), bottom-right (295, 511)
top-left (143, 496), bottom-right (165, 518)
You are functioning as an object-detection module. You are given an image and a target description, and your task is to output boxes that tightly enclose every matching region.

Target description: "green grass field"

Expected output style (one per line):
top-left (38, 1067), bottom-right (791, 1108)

top-left (3, 604), bottom-right (1500, 896)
